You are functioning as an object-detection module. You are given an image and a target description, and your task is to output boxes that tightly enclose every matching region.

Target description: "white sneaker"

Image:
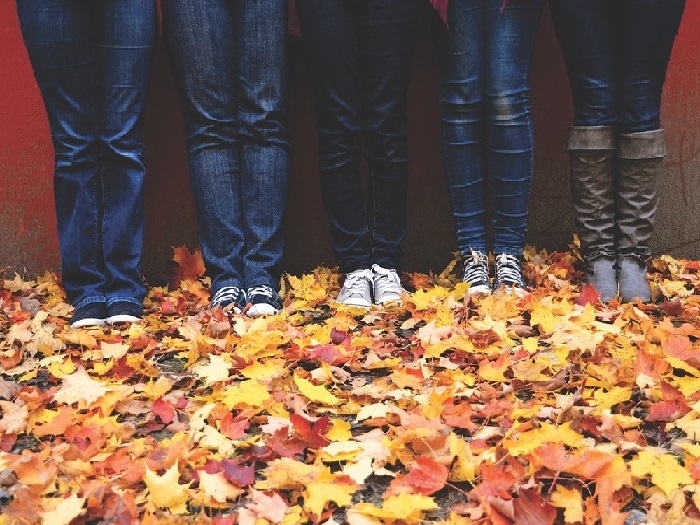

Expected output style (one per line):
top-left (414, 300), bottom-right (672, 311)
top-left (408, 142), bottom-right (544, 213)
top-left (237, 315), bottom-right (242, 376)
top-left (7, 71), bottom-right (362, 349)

top-left (337, 269), bottom-right (373, 308)
top-left (372, 264), bottom-right (405, 305)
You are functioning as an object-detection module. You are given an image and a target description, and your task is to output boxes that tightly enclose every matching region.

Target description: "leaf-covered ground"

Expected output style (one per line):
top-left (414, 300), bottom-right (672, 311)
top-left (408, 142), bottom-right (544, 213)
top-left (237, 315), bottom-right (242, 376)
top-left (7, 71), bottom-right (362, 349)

top-left (2, 246), bottom-right (700, 525)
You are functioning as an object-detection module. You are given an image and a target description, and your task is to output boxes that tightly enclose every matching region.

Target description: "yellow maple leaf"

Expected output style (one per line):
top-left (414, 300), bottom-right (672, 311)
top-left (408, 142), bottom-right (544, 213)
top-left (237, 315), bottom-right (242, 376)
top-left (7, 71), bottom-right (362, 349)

top-left (0, 400), bottom-right (28, 435)
top-left (530, 303), bottom-right (558, 334)
top-left (144, 461), bottom-right (190, 513)
top-left (192, 354), bottom-right (231, 385)
top-left (629, 450), bottom-right (692, 496)
top-left (503, 422), bottom-right (582, 456)
top-left (350, 492), bottom-right (438, 521)
top-left (550, 485), bottom-right (583, 524)
top-left (197, 471), bottom-right (243, 504)
top-left (294, 373), bottom-right (341, 406)
top-left (221, 379), bottom-right (271, 409)
top-left (52, 367), bottom-right (107, 406)
top-left (41, 494), bottom-right (86, 525)
top-left (304, 481), bottom-right (357, 518)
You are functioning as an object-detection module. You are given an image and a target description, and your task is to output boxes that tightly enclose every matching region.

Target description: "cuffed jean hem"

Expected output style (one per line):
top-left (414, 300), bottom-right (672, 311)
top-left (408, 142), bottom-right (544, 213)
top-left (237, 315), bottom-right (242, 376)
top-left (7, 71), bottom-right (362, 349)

top-left (106, 296), bottom-right (143, 307)
top-left (460, 246), bottom-right (489, 256)
top-left (493, 247), bottom-right (524, 257)
top-left (74, 296), bottom-right (107, 310)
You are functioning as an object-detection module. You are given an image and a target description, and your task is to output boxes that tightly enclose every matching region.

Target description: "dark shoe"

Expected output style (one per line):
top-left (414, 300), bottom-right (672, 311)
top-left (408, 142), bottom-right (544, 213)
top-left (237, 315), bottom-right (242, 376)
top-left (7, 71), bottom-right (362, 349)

top-left (462, 250), bottom-right (491, 296)
top-left (567, 126), bottom-right (617, 262)
top-left (494, 253), bottom-right (526, 296)
top-left (618, 257), bottom-right (651, 303)
top-left (211, 286), bottom-right (247, 314)
top-left (247, 285), bottom-right (283, 317)
top-left (70, 302), bottom-right (108, 329)
top-left (584, 258), bottom-right (618, 303)
top-left (106, 301), bottom-right (143, 324)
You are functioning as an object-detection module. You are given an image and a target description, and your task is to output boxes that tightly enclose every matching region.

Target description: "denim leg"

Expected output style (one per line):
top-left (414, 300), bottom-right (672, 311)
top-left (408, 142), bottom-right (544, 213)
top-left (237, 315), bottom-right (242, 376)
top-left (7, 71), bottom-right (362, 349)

top-left (298, 0), bottom-right (370, 274)
top-left (235, 0), bottom-right (290, 289)
top-left (486, 0), bottom-right (544, 255)
top-left (361, 0), bottom-right (418, 272)
top-left (163, 0), bottom-right (245, 293)
top-left (95, 0), bottom-right (155, 307)
top-left (616, 0), bottom-right (685, 133)
top-left (16, 0), bottom-right (105, 310)
top-left (438, 0), bottom-right (488, 255)
top-left (549, 0), bottom-right (618, 127)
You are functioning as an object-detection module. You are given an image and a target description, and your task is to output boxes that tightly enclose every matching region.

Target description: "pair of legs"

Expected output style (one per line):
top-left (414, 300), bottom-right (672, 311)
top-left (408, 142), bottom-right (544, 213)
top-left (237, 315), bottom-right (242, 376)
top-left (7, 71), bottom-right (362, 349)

top-left (435, 0), bottom-right (545, 295)
top-left (17, 0), bottom-right (155, 326)
top-left (163, 0), bottom-right (290, 316)
top-left (551, 0), bottom-right (685, 302)
top-left (297, 0), bottom-right (418, 307)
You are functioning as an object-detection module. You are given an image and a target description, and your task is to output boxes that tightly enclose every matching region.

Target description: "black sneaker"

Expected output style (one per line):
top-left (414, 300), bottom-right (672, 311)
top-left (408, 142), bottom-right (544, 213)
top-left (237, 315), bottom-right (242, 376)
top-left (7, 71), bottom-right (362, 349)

top-left (106, 301), bottom-right (143, 324)
top-left (247, 285), bottom-right (283, 317)
top-left (211, 286), bottom-right (247, 314)
top-left (70, 302), bottom-right (108, 329)
top-left (494, 253), bottom-right (526, 296)
top-left (462, 250), bottom-right (491, 296)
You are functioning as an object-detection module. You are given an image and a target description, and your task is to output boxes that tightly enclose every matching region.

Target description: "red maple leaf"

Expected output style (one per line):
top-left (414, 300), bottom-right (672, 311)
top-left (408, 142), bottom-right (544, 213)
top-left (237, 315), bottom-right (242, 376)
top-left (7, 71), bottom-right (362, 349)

top-left (576, 283), bottom-right (601, 306)
top-left (152, 398), bottom-right (175, 424)
top-left (385, 456), bottom-right (448, 497)
top-left (290, 413), bottom-right (331, 448)
top-left (513, 488), bottom-right (556, 525)
top-left (267, 427), bottom-right (307, 458)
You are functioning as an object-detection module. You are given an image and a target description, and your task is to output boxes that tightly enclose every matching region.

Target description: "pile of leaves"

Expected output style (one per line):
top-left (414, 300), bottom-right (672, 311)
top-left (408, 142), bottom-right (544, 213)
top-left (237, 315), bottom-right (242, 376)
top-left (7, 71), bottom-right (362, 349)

top-left (2, 246), bottom-right (700, 525)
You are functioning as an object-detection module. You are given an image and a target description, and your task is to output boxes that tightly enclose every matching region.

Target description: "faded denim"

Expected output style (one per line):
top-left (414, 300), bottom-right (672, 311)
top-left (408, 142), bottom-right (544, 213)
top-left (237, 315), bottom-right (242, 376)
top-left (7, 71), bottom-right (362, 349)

top-left (17, 0), bottom-right (155, 310)
top-left (550, 0), bottom-right (686, 133)
top-left (435, 0), bottom-right (544, 257)
top-left (163, 0), bottom-right (290, 293)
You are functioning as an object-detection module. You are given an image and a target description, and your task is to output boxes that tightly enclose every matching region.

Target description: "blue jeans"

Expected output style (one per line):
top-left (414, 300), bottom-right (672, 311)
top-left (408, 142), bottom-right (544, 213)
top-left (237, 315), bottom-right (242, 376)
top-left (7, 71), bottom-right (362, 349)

top-left (550, 0), bottom-right (685, 133)
top-left (163, 0), bottom-right (290, 293)
top-left (297, 0), bottom-right (418, 274)
top-left (435, 0), bottom-right (544, 257)
top-left (17, 0), bottom-right (155, 310)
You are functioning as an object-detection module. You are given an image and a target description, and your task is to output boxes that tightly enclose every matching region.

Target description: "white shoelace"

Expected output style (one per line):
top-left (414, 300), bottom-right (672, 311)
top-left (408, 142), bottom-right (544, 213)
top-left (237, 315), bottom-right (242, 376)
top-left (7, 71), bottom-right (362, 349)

top-left (373, 266), bottom-right (402, 297)
top-left (342, 270), bottom-right (372, 298)
top-left (495, 253), bottom-right (525, 287)
top-left (212, 286), bottom-right (244, 307)
top-left (463, 250), bottom-right (489, 285)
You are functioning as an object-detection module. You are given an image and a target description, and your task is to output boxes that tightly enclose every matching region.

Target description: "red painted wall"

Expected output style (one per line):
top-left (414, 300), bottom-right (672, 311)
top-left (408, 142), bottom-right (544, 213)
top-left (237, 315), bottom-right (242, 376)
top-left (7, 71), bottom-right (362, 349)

top-left (2, 3), bottom-right (699, 279)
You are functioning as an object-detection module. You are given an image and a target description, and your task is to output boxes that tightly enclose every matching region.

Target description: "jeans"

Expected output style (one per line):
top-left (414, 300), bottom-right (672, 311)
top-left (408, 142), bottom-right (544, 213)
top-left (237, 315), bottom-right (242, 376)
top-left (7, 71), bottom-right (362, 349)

top-left (163, 0), bottom-right (290, 293)
top-left (297, 0), bottom-right (418, 274)
top-left (550, 0), bottom-right (685, 134)
top-left (17, 0), bottom-right (155, 310)
top-left (435, 0), bottom-right (544, 257)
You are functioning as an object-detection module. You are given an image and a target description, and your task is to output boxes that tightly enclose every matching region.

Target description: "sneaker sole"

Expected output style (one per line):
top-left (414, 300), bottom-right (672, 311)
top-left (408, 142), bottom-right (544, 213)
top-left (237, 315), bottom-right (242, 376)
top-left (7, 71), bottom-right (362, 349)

top-left (247, 304), bottom-right (281, 317)
top-left (336, 298), bottom-right (371, 309)
top-left (106, 314), bottom-right (141, 324)
top-left (375, 294), bottom-right (402, 305)
top-left (70, 317), bottom-right (106, 329)
top-left (494, 285), bottom-right (527, 298)
top-left (466, 284), bottom-right (492, 297)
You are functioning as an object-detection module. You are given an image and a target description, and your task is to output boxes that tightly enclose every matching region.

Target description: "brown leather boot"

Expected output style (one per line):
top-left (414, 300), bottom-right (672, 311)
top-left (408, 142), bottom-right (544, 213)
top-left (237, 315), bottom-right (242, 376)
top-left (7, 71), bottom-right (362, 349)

top-left (567, 126), bottom-right (618, 303)
top-left (616, 129), bottom-right (665, 303)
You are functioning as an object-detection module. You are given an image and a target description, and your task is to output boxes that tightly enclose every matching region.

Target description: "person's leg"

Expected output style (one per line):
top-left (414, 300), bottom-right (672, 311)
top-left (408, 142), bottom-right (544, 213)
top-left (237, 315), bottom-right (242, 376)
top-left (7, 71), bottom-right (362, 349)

top-left (298, 0), bottom-right (373, 308)
top-left (297, 0), bottom-right (370, 275)
top-left (435, 0), bottom-right (492, 296)
top-left (550, 0), bottom-right (618, 301)
top-left (615, 0), bottom-right (685, 302)
top-left (17, 0), bottom-right (108, 325)
top-left (485, 0), bottom-right (544, 293)
top-left (162, 0), bottom-right (247, 312)
top-left (235, 0), bottom-right (290, 316)
top-left (360, 0), bottom-right (418, 277)
top-left (437, 0), bottom-right (488, 258)
top-left (95, 0), bottom-right (156, 321)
